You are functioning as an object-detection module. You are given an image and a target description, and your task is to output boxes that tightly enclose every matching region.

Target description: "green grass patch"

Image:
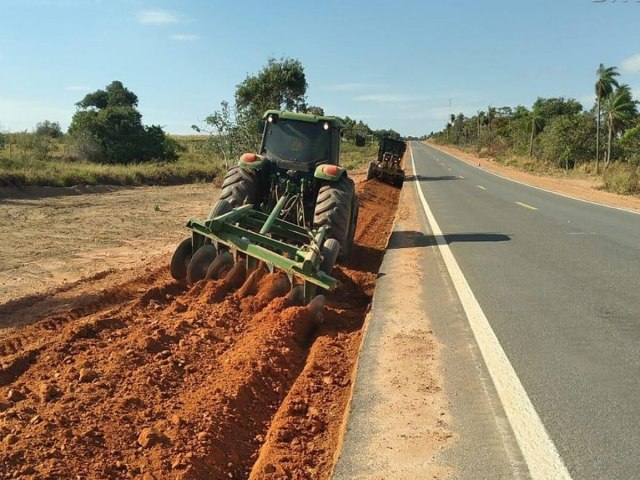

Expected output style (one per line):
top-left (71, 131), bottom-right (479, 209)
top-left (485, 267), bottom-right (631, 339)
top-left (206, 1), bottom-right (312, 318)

top-left (340, 140), bottom-right (377, 170)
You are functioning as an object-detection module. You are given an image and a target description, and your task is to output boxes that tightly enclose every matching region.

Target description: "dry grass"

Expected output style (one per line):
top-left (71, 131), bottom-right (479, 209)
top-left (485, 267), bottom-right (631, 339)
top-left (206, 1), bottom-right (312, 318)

top-left (0, 136), bottom-right (373, 188)
top-left (602, 163), bottom-right (640, 194)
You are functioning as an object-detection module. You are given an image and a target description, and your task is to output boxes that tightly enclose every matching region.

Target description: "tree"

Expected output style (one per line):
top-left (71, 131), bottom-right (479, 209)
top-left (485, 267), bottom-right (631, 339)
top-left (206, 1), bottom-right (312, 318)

top-left (76, 81), bottom-right (138, 109)
top-left (595, 64), bottom-right (620, 172)
top-left (603, 85), bottom-right (638, 169)
top-left (69, 81), bottom-right (176, 163)
top-left (303, 105), bottom-right (325, 116)
top-left (538, 114), bottom-right (596, 170)
top-left (620, 120), bottom-right (640, 164)
top-left (373, 128), bottom-right (402, 141)
top-left (235, 57), bottom-right (308, 127)
top-left (35, 120), bottom-right (63, 138)
top-left (532, 97), bottom-right (583, 123)
top-left (193, 101), bottom-right (257, 169)
top-left (195, 57), bottom-right (309, 166)
top-left (529, 109), bottom-right (544, 157)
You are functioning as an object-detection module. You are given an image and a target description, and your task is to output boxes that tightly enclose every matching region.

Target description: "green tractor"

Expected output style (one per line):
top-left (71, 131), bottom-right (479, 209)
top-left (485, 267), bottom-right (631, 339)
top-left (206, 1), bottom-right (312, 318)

top-left (170, 110), bottom-right (360, 303)
top-left (367, 137), bottom-right (407, 187)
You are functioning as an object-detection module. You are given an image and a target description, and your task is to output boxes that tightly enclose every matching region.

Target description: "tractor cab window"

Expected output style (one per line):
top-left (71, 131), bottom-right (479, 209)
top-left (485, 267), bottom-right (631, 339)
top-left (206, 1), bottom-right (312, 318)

top-left (261, 119), bottom-right (332, 164)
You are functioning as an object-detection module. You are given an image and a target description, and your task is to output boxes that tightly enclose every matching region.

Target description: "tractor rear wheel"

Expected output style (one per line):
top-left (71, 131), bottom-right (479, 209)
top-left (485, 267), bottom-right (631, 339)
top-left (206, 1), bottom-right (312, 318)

top-left (208, 199), bottom-right (233, 220)
top-left (219, 166), bottom-right (259, 208)
top-left (313, 175), bottom-right (355, 259)
top-left (345, 196), bottom-right (359, 253)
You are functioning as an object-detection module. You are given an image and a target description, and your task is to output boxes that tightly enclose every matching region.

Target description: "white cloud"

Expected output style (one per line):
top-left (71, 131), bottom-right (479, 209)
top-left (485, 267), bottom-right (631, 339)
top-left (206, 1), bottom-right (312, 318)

top-left (136, 10), bottom-right (184, 26)
top-left (620, 54), bottom-right (640, 75)
top-left (170, 34), bottom-right (199, 41)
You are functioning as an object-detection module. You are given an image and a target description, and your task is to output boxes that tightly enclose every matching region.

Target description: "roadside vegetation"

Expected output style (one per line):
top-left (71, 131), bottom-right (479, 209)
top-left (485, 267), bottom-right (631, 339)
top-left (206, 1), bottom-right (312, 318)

top-left (0, 58), bottom-right (394, 189)
top-left (429, 63), bottom-right (640, 195)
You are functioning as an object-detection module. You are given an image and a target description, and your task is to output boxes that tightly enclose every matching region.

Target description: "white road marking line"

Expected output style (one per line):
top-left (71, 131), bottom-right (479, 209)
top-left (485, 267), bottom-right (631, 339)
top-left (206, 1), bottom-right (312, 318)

top-left (447, 168), bottom-right (452, 171)
top-left (410, 144), bottom-right (572, 480)
top-left (425, 144), bottom-right (640, 216)
top-left (567, 232), bottom-right (597, 235)
top-left (458, 176), bottom-right (465, 179)
top-left (477, 185), bottom-right (486, 190)
top-left (515, 201), bottom-right (537, 210)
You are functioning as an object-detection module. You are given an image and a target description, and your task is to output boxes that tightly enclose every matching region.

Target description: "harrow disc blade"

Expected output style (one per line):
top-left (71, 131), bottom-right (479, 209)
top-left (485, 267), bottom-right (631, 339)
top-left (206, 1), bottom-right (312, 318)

top-left (170, 237), bottom-right (193, 280)
top-left (186, 244), bottom-right (217, 285)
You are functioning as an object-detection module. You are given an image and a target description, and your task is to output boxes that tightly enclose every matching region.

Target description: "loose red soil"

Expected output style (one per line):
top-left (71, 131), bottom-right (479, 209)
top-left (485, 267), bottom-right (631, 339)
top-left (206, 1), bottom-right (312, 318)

top-left (0, 172), bottom-right (401, 479)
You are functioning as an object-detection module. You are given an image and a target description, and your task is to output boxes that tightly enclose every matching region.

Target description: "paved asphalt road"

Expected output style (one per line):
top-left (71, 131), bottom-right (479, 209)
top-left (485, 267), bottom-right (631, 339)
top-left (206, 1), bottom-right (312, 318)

top-left (410, 142), bottom-right (640, 480)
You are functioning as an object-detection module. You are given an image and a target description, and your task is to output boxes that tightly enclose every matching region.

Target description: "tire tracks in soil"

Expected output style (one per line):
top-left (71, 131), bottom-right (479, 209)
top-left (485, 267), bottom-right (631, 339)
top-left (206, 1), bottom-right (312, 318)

top-left (0, 173), bottom-right (401, 480)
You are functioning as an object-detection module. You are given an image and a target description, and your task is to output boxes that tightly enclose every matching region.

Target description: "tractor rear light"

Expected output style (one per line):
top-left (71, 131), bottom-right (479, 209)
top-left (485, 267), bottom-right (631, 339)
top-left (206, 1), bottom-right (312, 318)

top-left (241, 153), bottom-right (257, 163)
top-left (322, 164), bottom-right (339, 176)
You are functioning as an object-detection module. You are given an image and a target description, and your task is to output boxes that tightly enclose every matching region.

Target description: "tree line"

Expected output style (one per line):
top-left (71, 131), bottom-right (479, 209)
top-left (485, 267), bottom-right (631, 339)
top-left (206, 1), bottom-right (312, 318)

top-left (192, 57), bottom-right (401, 168)
top-left (430, 63), bottom-right (640, 176)
top-left (2, 57), bottom-right (399, 167)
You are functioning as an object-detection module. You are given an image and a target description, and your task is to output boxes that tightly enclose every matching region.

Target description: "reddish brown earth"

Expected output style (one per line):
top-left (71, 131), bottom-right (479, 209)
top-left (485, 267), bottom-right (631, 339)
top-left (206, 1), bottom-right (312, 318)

top-left (0, 172), bottom-right (401, 480)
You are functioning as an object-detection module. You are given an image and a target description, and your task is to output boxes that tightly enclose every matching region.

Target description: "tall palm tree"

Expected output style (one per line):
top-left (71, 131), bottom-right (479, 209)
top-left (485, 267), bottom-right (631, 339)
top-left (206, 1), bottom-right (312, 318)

top-left (487, 106), bottom-right (496, 132)
top-left (528, 112), bottom-right (544, 158)
top-left (604, 85), bottom-right (638, 170)
top-left (595, 64), bottom-right (620, 172)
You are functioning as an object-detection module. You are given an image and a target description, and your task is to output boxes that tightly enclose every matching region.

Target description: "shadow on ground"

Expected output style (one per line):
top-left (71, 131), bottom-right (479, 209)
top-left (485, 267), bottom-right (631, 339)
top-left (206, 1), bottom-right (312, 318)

top-left (388, 230), bottom-right (511, 249)
top-left (403, 174), bottom-right (461, 182)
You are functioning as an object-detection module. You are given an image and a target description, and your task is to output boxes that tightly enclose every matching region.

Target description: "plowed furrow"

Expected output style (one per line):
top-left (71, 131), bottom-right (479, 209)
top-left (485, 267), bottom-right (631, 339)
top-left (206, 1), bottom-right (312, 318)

top-left (0, 171), bottom-right (401, 480)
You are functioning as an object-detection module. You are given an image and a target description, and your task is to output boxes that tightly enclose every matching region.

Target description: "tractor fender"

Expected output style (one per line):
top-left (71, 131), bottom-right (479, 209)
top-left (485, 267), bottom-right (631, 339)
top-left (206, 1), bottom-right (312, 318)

top-left (314, 164), bottom-right (345, 181)
top-left (238, 153), bottom-right (268, 169)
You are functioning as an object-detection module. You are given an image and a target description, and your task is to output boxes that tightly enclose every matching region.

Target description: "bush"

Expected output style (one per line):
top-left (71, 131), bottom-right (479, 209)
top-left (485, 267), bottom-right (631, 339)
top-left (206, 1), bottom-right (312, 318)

top-left (602, 163), bottom-right (639, 194)
top-left (68, 81), bottom-right (175, 164)
top-left (35, 120), bottom-right (63, 138)
top-left (538, 114), bottom-right (596, 169)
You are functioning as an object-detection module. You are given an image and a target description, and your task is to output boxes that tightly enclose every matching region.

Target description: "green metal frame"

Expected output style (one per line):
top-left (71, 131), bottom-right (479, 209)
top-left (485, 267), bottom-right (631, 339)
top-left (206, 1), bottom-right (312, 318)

top-left (185, 193), bottom-right (336, 302)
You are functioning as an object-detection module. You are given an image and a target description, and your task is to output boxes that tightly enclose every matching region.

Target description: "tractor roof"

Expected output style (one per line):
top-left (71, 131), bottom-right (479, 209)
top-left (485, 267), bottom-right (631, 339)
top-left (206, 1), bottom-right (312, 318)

top-left (263, 110), bottom-right (345, 130)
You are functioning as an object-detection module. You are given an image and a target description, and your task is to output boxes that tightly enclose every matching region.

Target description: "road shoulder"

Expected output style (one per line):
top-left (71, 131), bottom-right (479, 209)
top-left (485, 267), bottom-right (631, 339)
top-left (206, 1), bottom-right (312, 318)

top-left (333, 163), bottom-right (528, 478)
top-left (332, 177), bottom-right (453, 479)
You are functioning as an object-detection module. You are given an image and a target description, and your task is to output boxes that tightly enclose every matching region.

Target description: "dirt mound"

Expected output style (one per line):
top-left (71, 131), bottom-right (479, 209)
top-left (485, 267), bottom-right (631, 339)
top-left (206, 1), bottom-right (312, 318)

top-left (0, 172), bottom-right (401, 480)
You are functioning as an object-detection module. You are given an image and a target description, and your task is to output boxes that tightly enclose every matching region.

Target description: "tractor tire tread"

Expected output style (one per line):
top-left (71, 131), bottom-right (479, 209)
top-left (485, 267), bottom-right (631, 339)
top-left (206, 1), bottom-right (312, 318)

top-left (313, 176), bottom-right (355, 254)
top-left (219, 166), bottom-right (259, 208)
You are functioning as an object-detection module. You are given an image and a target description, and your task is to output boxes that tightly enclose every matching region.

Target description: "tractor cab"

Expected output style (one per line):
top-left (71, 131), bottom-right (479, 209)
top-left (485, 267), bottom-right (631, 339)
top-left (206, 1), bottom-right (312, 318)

top-left (258, 110), bottom-right (344, 173)
top-left (172, 110), bottom-right (359, 304)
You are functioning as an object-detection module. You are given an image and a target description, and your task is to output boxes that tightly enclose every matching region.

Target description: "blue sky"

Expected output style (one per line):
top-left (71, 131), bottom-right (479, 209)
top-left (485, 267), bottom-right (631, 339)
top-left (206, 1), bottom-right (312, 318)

top-left (1, 0), bottom-right (639, 137)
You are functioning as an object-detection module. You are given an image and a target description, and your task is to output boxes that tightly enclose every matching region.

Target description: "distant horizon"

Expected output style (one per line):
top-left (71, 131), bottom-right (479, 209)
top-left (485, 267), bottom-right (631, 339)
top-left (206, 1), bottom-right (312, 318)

top-left (1, 0), bottom-right (638, 137)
